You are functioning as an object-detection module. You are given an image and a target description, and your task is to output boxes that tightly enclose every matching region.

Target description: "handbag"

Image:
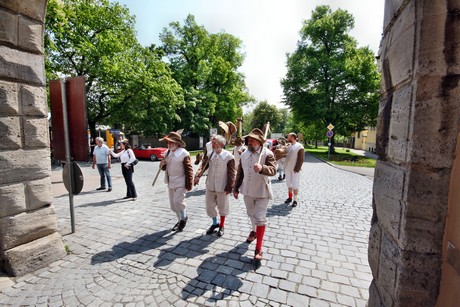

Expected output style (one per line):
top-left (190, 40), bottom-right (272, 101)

top-left (127, 150), bottom-right (138, 165)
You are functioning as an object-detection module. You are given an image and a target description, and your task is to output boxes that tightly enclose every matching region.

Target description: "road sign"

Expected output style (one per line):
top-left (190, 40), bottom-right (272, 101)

top-left (326, 130), bottom-right (334, 138)
top-left (327, 123), bottom-right (334, 130)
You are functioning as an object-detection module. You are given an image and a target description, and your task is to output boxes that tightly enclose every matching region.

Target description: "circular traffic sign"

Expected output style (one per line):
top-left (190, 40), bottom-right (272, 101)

top-left (326, 130), bottom-right (334, 138)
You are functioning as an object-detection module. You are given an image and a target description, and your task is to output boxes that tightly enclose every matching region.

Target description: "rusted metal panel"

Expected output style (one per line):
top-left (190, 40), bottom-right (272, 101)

top-left (49, 76), bottom-right (88, 162)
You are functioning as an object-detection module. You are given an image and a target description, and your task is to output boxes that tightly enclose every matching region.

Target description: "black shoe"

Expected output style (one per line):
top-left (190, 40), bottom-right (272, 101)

top-left (178, 216), bottom-right (188, 231)
top-left (206, 224), bottom-right (219, 235)
top-left (284, 198), bottom-right (292, 204)
top-left (122, 196), bottom-right (130, 199)
top-left (96, 187), bottom-right (105, 191)
top-left (217, 227), bottom-right (224, 237)
top-left (283, 174), bottom-right (285, 180)
top-left (278, 175), bottom-right (282, 180)
top-left (172, 221), bottom-right (180, 231)
top-left (107, 188), bottom-right (112, 192)
top-left (292, 201), bottom-right (298, 207)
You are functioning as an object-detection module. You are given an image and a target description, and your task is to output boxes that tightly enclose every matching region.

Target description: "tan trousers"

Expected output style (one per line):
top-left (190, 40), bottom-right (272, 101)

top-left (168, 187), bottom-right (186, 213)
top-left (243, 195), bottom-right (269, 229)
top-left (205, 190), bottom-right (229, 217)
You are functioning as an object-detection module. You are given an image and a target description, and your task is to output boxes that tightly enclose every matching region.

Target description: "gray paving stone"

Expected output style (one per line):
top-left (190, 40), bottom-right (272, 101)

top-left (0, 154), bottom-right (374, 306)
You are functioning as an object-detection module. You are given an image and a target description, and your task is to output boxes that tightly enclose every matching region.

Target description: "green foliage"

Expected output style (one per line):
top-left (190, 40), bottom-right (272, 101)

top-left (307, 146), bottom-right (376, 168)
top-left (282, 5), bottom-right (380, 142)
top-left (45, 0), bottom-right (184, 136)
top-left (160, 15), bottom-right (252, 134)
top-left (248, 101), bottom-right (284, 136)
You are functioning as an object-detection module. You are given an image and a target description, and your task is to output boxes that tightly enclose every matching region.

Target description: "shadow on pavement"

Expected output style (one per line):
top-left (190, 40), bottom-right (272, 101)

top-left (181, 242), bottom-right (252, 302)
top-left (267, 202), bottom-right (293, 217)
top-left (186, 188), bottom-right (206, 198)
top-left (90, 229), bottom-right (174, 264)
top-left (154, 234), bottom-right (219, 268)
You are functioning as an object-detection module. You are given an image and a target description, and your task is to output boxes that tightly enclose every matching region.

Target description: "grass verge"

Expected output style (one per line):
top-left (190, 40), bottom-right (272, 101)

top-left (306, 146), bottom-right (376, 168)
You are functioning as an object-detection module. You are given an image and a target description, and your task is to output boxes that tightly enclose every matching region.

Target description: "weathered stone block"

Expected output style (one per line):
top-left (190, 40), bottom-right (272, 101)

top-left (26, 178), bottom-right (52, 210)
top-left (0, 9), bottom-right (18, 45)
top-left (406, 165), bottom-right (451, 205)
top-left (400, 216), bottom-right (444, 253)
top-left (0, 205), bottom-right (58, 250)
top-left (23, 118), bottom-right (49, 149)
top-left (394, 250), bottom-right (441, 306)
top-left (0, 183), bottom-right (26, 218)
top-left (0, 0), bottom-right (47, 22)
top-left (373, 161), bottom-right (405, 237)
top-left (368, 222), bottom-right (381, 278)
top-left (0, 46), bottom-right (45, 85)
top-left (417, 15), bottom-right (449, 76)
top-left (21, 84), bottom-right (47, 117)
top-left (383, 0), bottom-right (407, 31)
top-left (381, 1), bottom-right (416, 87)
top-left (0, 149), bottom-right (50, 186)
top-left (387, 86), bottom-right (412, 163)
top-left (0, 80), bottom-right (19, 116)
top-left (368, 280), bottom-right (386, 307)
top-left (378, 232), bottom-right (399, 300)
top-left (0, 116), bottom-right (21, 150)
top-left (18, 17), bottom-right (43, 54)
top-left (3, 232), bottom-right (65, 277)
top-left (410, 97), bottom-right (459, 168)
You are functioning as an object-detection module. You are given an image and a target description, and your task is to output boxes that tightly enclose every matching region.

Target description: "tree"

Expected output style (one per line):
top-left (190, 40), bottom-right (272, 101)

top-left (45, 0), bottom-right (184, 136)
top-left (248, 101), bottom-right (284, 137)
top-left (160, 15), bottom-right (252, 134)
top-left (281, 5), bottom-right (380, 151)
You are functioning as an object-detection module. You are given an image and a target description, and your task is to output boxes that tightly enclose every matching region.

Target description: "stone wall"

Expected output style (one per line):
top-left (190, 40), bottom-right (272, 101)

top-left (369, 1), bottom-right (460, 306)
top-left (0, 0), bottom-right (66, 276)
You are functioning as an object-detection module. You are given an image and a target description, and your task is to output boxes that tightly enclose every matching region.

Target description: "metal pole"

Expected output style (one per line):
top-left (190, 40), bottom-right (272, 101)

top-left (60, 79), bottom-right (76, 233)
top-left (328, 137), bottom-right (331, 160)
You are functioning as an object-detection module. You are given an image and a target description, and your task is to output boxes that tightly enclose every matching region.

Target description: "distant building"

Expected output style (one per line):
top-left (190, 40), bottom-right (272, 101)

top-left (351, 127), bottom-right (376, 152)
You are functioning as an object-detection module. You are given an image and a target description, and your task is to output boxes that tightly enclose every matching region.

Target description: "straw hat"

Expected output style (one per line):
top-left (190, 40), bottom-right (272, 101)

top-left (244, 128), bottom-right (265, 144)
top-left (160, 132), bottom-right (186, 147)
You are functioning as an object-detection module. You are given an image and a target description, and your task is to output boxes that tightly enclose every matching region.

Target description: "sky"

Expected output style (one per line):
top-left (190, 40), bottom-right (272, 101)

top-left (113, 0), bottom-right (385, 107)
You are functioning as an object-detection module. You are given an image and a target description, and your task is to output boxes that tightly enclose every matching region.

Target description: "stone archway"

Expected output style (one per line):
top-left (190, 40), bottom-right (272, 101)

top-left (0, 0), bottom-right (66, 276)
top-left (1, 1), bottom-right (459, 306)
top-left (368, 1), bottom-right (460, 306)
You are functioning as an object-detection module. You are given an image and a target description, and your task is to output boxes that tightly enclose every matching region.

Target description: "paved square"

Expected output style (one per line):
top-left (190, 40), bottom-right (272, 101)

top-left (0, 153), bottom-right (373, 306)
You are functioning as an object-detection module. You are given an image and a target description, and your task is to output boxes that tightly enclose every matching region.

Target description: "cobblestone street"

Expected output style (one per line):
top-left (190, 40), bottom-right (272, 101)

top-left (0, 153), bottom-right (373, 306)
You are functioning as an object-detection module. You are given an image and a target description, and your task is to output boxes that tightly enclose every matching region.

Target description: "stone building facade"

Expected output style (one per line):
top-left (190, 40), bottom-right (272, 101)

top-left (369, 1), bottom-right (460, 306)
top-left (0, 0), bottom-right (65, 275)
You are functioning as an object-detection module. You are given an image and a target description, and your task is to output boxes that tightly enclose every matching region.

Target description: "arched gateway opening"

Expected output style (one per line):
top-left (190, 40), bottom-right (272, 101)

top-left (0, 1), bottom-right (458, 305)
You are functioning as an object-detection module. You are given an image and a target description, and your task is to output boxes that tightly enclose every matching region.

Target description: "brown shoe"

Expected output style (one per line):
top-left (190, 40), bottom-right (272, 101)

top-left (246, 231), bottom-right (256, 243)
top-left (254, 249), bottom-right (263, 261)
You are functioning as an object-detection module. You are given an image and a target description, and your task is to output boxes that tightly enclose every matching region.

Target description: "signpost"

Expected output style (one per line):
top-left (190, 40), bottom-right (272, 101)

top-left (327, 123), bottom-right (334, 159)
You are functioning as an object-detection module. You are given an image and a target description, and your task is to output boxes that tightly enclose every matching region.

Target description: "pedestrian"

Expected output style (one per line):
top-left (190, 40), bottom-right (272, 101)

top-left (89, 137), bottom-right (96, 160)
top-left (159, 132), bottom-right (193, 232)
top-left (284, 133), bottom-right (305, 207)
top-left (110, 139), bottom-right (137, 200)
top-left (275, 137), bottom-right (288, 180)
top-left (92, 137), bottom-right (112, 192)
top-left (233, 128), bottom-right (276, 261)
top-left (232, 136), bottom-right (247, 169)
top-left (194, 135), bottom-right (236, 237)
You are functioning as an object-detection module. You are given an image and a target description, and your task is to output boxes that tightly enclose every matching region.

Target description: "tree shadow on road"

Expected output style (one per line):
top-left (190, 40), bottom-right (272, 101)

top-left (267, 202), bottom-right (293, 217)
top-left (181, 242), bottom-right (253, 302)
top-left (90, 229), bottom-right (174, 264)
top-left (153, 234), bottom-right (219, 268)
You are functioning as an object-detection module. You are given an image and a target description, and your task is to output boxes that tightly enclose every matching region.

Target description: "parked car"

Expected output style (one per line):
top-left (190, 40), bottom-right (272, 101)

top-left (265, 139), bottom-right (278, 152)
top-left (132, 144), bottom-right (167, 161)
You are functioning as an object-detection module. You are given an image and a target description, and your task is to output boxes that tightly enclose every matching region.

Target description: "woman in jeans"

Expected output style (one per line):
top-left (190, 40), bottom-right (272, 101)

top-left (110, 139), bottom-right (137, 200)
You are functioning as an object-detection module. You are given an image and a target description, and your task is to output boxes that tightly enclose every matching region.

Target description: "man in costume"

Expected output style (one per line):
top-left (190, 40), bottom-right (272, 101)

top-left (233, 128), bottom-right (276, 261)
top-left (284, 132), bottom-right (305, 207)
top-left (160, 132), bottom-right (194, 231)
top-left (194, 135), bottom-right (236, 237)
